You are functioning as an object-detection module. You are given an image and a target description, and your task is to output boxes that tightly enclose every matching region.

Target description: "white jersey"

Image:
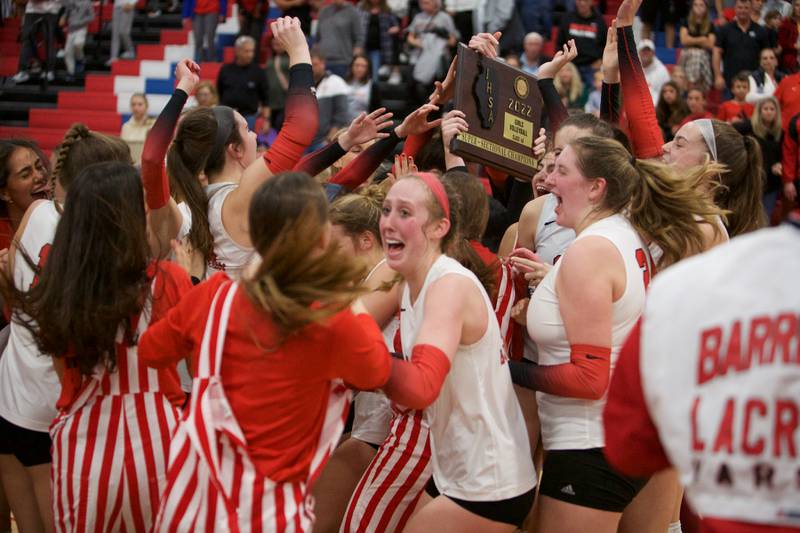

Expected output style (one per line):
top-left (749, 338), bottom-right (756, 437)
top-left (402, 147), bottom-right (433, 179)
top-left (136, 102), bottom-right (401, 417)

top-left (524, 194), bottom-right (576, 362)
top-left (529, 214), bottom-right (649, 450)
top-left (0, 200), bottom-right (61, 431)
top-left (205, 182), bottom-right (254, 277)
top-left (638, 224), bottom-right (800, 527)
top-left (401, 255), bottom-right (535, 501)
top-left (352, 260), bottom-right (398, 446)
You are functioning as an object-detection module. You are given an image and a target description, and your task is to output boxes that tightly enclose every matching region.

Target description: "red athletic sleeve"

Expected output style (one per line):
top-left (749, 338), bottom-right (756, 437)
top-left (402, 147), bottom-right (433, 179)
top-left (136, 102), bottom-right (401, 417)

top-left (382, 344), bottom-right (451, 410)
top-left (140, 89), bottom-right (188, 209)
top-left (262, 64), bottom-right (319, 174)
top-left (603, 320), bottom-right (671, 478)
top-left (139, 272), bottom-right (228, 370)
top-left (401, 129), bottom-right (434, 159)
top-left (510, 344), bottom-right (611, 400)
top-left (783, 115), bottom-right (799, 185)
top-left (329, 310), bottom-right (392, 390)
top-left (329, 131), bottom-right (401, 190)
top-left (617, 25), bottom-right (664, 159)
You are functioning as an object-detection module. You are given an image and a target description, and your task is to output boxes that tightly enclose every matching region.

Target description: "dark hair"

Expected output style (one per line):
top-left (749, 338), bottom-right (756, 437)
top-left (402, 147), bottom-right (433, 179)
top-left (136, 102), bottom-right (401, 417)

top-left (243, 172), bottom-right (368, 341)
top-left (710, 119), bottom-right (765, 236)
top-left (310, 45), bottom-right (325, 61)
top-left (570, 136), bottom-right (724, 268)
top-left (5, 162), bottom-right (152, 375)
top-left (656, 81), bottom-right (690, 134)
top-left (53, 123), bottom-right (132, 191)
top-left (414, 131), bottom-right (446, 172)
top-left (732, 71), bottom-right (751, 85)
top-left (346, 54), bottom-right (373, 84)
top-left (441, 170), bottom-right (489, 240)
top-left (0, 139), bottom-right (51, 217)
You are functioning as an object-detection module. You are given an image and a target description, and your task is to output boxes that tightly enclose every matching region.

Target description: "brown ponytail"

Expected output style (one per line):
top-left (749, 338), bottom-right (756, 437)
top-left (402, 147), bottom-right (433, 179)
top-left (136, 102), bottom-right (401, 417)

top-left (243, 172), bottom-right (368, 343)
top-left (711, 121), bottom-right (765, 236)
top-left (53, 123), bottom-right (131, 191)
top-left (570, 136), bottom-right (725, 269)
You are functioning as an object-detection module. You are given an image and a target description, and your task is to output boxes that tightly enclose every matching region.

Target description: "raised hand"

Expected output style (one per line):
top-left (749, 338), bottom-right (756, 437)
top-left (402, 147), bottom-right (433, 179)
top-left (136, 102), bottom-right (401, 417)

top-left (602, 21), bottom-right (620, 83)
top-left (537, 39), bottom-right (578, 80)
top-left (395, 103), bottom-right (443, 138)
top-left (429, 58), bottom-right (457, 106)
top-left (468, 31), bottom-right (502, 58)
top-left (441, 109), bottom-right (469, 149)
top-left (174, 59), bottom-right (201, 94)
top-left (270, 17), bottom-right (309, 65)
top-left (392, 154), bottom-right (418, 180)
top-left (532, 127), bottom-right (547, 159)
top-left (339, 108), bottom-right (394, 151)
top-left (615, 0), bottom-right (642, 28)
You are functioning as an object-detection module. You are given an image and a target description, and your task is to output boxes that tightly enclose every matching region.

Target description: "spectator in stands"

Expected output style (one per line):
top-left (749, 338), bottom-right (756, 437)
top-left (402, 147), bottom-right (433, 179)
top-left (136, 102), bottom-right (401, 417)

top-left (480, 0), bottom-right (525, 55)
top-left (216, 35), bottom-right (270, 130)
top-left (639, 38), bottom-right (671, 104)
top-left (0, 140), bottom-right (50, 249)
top-left (745, 96), bottom-right (784, 216)
top-left (641, 0), bottom-right (684, 49)
top-left (317, 0), bottom-right (365, 78)
top-left (713, 0), bottom-right (769, 92)
top-left (12, 0), bottom-right (61, 83)
top-left (274, 0), bottom-right (311, 35)
top-left (195, 81), bottom-right (219, 107)
top-left (671, 65), bottom-right (690, 94)
top-left (183, 0), bottom-right (227, 62)
top-left (747, 47), bottom-right (784, 102)
top-left (584, 69), bottom-right (603, 115)
top-left (763, 7), bottom-right (784, 30)
top-left (714, 0), bottom-right (737, 23)
top-left (311, 46), bottom-right (351, 151)
top-left (504, 54), bottom-right (521, 67)
top-left (120, 93), bottom-right (156, 164)
top-left (407, 0), bottom-right (458, 102)
top-left (680, 87), bottom-right (714, 124)
top-left (718, 71), bottom-right (756, 121)
top-left (783, 110), bottom-right (800, 205)
top-left (346, 55), bottom-right (380, 120)
top-left (556, 0), bottom-right (606, 87)
top-left (60, 0), bottom-right (93, 82)
top-left (108, 0), bottom-right (136, 65)
top-left (518, 0), bottom-right (552, 38)
top-left (237, 0), bottom-right (269, 62)
top-left (444, 0), bottom-right (477, 43)
top-left (554, 61), bottom-right (587, 109)
top-left (656, 81), bottom-right (691, 141)
top-left (263, 36), bottom-right (290, 131)
top-left (679, 0), bottom-right (715, 93)
top-left (777, 0), bottom-right (800, 72)
top-left (776, 68), bottom-right (800, 124)
top-left (357, 0), bottom-right (401, 83)
top-left (754, 0), bottom-right (780, 45)
top-left (519, 31), bottom-right (549, 75)
top-left (763, 0), bottom-right (792, 17)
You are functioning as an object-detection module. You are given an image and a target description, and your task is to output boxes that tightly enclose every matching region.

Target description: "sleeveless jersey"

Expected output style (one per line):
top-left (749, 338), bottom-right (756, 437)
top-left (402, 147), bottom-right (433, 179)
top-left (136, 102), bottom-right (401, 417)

top-left (638, 224), bottom-right (800, 527)
top-left (524, 194), bottom-right (576, 363)
top-left (0, 200), bottom-right (60, 431)
top-left (401, 255), bottom-right (535, 500)
top-left (529, 214), bottom-right (649, 450)
top-left (205, 183), bottom-right (255, 277)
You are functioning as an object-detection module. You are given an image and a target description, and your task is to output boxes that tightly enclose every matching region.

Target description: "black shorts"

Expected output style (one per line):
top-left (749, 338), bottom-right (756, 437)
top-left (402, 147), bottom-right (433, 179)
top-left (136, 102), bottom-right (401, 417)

top-left (0, 415), bottom-right (52, 467)
top-left (425, 478), bottom-right (535, 527)
top-left (539, 448), bottom-right (647, 512)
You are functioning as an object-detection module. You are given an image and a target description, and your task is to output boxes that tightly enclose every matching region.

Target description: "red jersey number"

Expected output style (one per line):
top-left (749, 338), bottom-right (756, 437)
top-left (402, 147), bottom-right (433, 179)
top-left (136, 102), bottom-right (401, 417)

top-left (31, 244), bottom-right (51, 288)
top-left (635, 248), bottom-right (650, 288)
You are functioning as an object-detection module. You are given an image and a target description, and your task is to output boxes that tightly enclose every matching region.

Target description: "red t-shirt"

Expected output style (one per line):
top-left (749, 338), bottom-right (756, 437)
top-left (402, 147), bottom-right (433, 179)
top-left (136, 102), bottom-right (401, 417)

top-left (775, 73), bottom-right (800, 129)
top-left (57, 261), bottom-right (192, 410)
top-left (139, 272), bottom-right (392, 482)
top-left (716, 100), bottom-right (754, 123)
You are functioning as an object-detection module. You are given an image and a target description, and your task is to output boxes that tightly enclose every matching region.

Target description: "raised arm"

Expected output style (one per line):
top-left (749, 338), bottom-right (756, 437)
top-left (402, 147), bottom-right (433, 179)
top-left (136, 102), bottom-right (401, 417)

top-left (600, 23), bottom-right (621, 124)
top-left (536, 40), bottom-right (577, 132)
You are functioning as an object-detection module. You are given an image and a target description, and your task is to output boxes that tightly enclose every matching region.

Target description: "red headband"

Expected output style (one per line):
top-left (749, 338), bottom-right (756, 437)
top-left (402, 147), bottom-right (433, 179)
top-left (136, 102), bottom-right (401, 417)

top-left (416, 172), bottom-right (450, 220)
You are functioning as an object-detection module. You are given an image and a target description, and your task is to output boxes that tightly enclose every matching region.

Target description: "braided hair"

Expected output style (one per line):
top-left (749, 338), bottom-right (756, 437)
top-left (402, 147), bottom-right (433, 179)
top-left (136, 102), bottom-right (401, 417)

top-left (53, 124), bottom-right (132, 192)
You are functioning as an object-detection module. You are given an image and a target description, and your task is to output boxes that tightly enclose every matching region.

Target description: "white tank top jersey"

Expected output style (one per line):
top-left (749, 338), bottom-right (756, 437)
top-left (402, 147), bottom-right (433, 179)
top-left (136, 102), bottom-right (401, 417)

top-left (0, 200), bottom-right (61, 431)
top-left (400, 255), bottom-right (536, 501)
top-left (524, 194), bottom-right (577, 363)
top-left (639, 224), bottom-right (800, 528)
top-left (205, 182), bottom-right (254, 277)
top-left (352, 260), bottom-right (399, 445)
top-left (529, 214), bottom-right (649, 451)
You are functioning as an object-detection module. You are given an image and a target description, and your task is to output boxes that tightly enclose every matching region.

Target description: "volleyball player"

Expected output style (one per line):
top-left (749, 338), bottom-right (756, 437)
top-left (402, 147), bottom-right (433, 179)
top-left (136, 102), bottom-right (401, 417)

top-left (139, 172), bottom-right (393, 531)
top-left (3, 161), bottom-right (192, 532)
top-left (0, 140), bottom-right (50, 250)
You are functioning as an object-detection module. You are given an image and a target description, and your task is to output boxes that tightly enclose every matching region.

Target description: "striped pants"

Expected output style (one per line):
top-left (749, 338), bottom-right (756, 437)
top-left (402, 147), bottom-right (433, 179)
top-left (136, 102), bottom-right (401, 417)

top-left (50, 392), bottom-right (179, 532)
top-left (341, 410), bottom-right (432, 533)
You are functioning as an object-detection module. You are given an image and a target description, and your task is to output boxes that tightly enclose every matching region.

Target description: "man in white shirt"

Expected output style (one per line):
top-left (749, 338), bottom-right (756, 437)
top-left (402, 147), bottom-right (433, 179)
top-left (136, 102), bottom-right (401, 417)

top-left (639, 39), bottom-right (671, 105)
top-left (519, 32), bottom-right (549, 75)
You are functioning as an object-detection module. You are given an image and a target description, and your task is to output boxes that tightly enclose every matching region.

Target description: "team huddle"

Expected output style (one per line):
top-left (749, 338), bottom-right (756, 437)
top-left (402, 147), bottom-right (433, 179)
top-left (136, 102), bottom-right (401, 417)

top-left (0, 0), bottom-right (797, 531)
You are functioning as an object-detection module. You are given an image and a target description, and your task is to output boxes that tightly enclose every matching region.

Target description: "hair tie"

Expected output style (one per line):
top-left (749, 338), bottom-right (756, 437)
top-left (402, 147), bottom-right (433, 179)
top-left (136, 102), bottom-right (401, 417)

top-left (415, 172), bottom-right (450, 220)
top-left (695, 118), bottom-right (718, 162)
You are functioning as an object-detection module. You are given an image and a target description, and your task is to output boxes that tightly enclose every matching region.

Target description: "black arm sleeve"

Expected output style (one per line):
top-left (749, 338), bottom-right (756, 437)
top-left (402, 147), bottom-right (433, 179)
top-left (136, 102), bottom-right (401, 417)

top-left (538, 78), bottom-right (568, 133)
top-left (600, 82), bottom-right (620, 124)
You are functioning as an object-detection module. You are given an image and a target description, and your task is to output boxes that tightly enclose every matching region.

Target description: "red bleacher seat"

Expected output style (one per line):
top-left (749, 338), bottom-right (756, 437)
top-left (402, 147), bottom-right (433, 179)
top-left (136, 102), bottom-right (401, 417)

top-left (28, 109), bottom-right (121, 132)
top-left (85, 74), bottom-right (115, 91)
top-left (58, 92), bottom-right (118, 112)
top-left (223, 47), bottom-right (235, 63)
top-left (137, 44), bottom-right (165, 60)
top-left (199, 61), bottom-right (223, 81)
top-left (111, 59), bottom-right (141, 76)
top-left (161, 29), bottom-right (190, 45)
top-left (0, 56), bottom-right (18, 77)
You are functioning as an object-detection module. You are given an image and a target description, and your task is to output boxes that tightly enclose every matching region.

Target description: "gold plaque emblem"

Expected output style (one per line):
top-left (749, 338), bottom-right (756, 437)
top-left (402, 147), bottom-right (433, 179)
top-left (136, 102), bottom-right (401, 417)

top-left (514, 76), bottom-right (529, 99)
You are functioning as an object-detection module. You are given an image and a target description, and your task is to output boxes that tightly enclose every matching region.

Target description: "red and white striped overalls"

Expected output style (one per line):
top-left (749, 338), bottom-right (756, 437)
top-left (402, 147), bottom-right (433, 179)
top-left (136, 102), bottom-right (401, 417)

top-left (50, 297), bottom-right (180, 532)
top-left (154, 281), bottom-right (351, 533)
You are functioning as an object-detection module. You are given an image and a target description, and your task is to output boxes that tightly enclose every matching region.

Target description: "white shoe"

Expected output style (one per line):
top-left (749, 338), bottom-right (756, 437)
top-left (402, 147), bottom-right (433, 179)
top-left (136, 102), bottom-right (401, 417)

top-left (387, 70), bottom-right (402, 84)
top-left (56, 49), bottom-right (66, 59)
top-left (105, 58), bottom-right (115, 67)
top-left (44, 71), bottom-right (55, 81)
top-left (378, 64), bottom-right (391, 78)
top-left (11, 71), bottom-right (30, 83)
top-left (121, 50), bottom-right (135, 59)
